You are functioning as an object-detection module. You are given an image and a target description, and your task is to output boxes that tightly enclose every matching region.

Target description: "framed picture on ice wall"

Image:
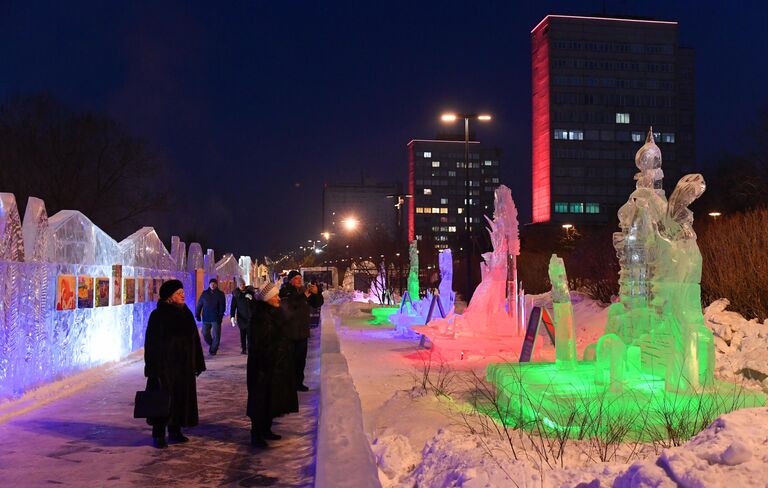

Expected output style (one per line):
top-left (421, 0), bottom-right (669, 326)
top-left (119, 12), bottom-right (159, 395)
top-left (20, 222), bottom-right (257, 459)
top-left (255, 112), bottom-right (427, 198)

top-left (137, 278), bottom-right (145, 303)
top-left (95, 277), bottom-right (110, 307)
top-left (55, 274), bottom-right (76, 311)
top-left (112, 265), bottom-right (122, 305)
top-left (77, 275), bottom-right (94, 309)
top-left (124, 278), bottom-right (136, 304)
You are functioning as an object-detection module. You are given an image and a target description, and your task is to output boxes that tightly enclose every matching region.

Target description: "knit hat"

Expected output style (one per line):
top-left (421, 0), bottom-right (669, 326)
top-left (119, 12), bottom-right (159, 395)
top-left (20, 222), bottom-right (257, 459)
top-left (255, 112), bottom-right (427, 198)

top-left (258, 282), bottom-right (280, 301)
top-left (286, 270), bottom-right (301, 281)
top-left (159, 279), bottom-right (184, 301)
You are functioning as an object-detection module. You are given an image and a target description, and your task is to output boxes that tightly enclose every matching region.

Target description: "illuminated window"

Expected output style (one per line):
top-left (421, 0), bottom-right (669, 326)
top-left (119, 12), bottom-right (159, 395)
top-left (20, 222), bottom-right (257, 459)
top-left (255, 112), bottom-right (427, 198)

top-left (416, 207), bottom-right (424, 214)
top-left (631, 131), bottom-right (644, 142)
top-left (484, 160), bottom-right (492, 166)
top-left (615, 113), bottom-right (630, 124)
top-left (423, 188), bottom-right (432, 195)
top-left (554, 202), bottom-right (568, 213)
top-left (424, 152), bottom-right (431, 158)
top-left (448, 171), bottom-right (456, 177)
top-left (432, 161), bottom-right (440, 167)
top-left (423, 208), bottom-right (431, 214)
top-left (440, 208), bottom-right (448, 214)
top-left (569, 202), bottom-right (584, 213)
top-left (432, 208), bottom-right (440, 214)
top-left (662, 133), bottom-right (675, 143)
top-left (586, 203), bottom-right (600, 214)
top-left (457, 208), bottom-right (463, 214)
top-left (440, 198), bottom-right (448, 204)
top-left (448, 226), bottom-right (457, 232)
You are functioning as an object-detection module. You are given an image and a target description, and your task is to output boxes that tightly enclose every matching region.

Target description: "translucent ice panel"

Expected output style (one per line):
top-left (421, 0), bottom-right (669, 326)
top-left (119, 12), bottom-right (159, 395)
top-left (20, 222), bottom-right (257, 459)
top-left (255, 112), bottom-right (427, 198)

top-left (119, 227), bottom-right (176, 270)
top-left (22, 197), bottom-right (49, 263)
top-left (215, 253), bottom-right (241, 278)
top-left (187, 243), bottom-right (204, 271)
top-left (46, 210), bottom-right (120, 265)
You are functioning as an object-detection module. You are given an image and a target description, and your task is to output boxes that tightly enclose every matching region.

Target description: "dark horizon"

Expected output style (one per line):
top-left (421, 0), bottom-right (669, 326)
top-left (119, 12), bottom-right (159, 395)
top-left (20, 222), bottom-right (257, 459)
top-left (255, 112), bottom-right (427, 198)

top-left (2, 1), bottom-right (767, 259)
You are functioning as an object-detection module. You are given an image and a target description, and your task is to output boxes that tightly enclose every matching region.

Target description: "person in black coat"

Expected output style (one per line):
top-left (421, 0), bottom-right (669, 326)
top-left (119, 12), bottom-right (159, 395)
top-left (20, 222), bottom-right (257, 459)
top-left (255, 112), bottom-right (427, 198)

top-left (279, 270), bottom-right (323, 391)
top-left (144, 280), bottom-right (206, 449)
top-left (231, 280), bottom-right (255, 354)
top-left (246, 282), bottom-right (283, 448)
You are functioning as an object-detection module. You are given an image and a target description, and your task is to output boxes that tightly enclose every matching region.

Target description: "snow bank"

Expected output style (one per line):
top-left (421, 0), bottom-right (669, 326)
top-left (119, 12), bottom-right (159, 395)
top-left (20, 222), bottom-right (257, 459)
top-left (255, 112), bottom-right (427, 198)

top-left (705, 299), bottom-right (768, 392)
top-left (316, 307), bottom-right (381, 488)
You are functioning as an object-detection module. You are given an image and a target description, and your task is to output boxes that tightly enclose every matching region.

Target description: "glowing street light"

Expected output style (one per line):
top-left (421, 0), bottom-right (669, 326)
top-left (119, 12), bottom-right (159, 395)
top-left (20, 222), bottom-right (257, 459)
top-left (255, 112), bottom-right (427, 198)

top-left (562, 224), bottom-right (573, 230)
top-left (708, 212), bottom-right (722, 219)
top-left (342, 217), bottom-right (359, 231)
top-left (321, 231), bottom-right (331, 240)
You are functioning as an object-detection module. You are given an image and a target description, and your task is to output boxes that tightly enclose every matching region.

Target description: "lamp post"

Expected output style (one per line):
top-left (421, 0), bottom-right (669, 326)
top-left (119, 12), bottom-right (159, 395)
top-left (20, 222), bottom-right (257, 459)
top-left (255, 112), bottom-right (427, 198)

top-left (441, 112), bottom-right (492, 300)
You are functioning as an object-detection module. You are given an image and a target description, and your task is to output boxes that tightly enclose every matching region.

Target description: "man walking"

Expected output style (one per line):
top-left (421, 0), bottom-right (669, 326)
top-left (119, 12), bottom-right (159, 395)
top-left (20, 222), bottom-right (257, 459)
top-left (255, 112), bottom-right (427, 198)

top-left (195, 278), bottom-right (226, 356)
top-left (231, 279), bottom-right (255, 355)
top-left (279, 270), bottom-right (323, 391)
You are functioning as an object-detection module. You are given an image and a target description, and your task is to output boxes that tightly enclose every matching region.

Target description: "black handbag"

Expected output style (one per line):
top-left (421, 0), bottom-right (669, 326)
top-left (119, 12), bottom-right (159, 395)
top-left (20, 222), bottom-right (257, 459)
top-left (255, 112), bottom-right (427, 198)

top-left (133, 390), bottom-right (171, 419)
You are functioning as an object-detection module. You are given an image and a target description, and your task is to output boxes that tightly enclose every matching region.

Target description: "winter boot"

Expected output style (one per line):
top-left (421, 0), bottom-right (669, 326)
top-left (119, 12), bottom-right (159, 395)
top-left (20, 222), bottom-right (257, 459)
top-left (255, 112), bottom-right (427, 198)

top-left (250, 433), bottom-right (268, 448)
top-left (152, 437), bottom-right (168, 449)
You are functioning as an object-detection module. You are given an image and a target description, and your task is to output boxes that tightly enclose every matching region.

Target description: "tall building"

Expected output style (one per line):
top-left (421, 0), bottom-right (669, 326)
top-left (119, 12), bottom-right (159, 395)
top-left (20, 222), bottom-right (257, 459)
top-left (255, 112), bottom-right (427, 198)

top-left (322, 180), bottom-right (403, 239)
top-left (407, 139), bottom-right (501, 250)
top-left (531, 15), bottom-right (695, 224)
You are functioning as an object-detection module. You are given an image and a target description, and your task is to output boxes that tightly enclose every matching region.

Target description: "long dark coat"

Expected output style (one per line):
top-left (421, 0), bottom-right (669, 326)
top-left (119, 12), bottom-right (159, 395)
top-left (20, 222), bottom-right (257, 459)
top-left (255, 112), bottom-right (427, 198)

top-left (144, 301), bottom-right (206, 427)
top-left (246, 301), bottom-right (298, 420)
top-left (279, 285), bottom-right (324, 340)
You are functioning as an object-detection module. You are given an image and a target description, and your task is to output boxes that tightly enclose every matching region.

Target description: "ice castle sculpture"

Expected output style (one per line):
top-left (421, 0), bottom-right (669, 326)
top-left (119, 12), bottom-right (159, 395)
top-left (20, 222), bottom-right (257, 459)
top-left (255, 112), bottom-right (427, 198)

top-left (603, 129), bottom-right (715, 391)
top-left (187, 243), bottom-right (204, 271)
top-left (46, 210), bottom-right (120, 265)
top-left (238, 256), bottom-right (253, 285)
top-left (204, 249), bottom-right (215, 274)
top-left (215, 253), bottom-right (241, 279)
top-left (0, 194), bottom-right (25, 393)
top-left (119, 227), bottom-right (176, 270)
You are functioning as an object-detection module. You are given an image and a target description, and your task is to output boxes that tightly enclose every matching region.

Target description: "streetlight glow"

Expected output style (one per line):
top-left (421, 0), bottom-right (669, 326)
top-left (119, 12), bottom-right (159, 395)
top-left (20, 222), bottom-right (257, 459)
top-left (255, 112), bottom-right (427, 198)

top-left (441, 113), bottom-right (457, 122)
top-left (321, 231), bottom-right (330, 240)
top-left (708, 212), bottom-right (722, 218)
top-left (342, 217), bottom-right (359, 231)
top-left (478, 114), bottom-right (492, 121)
top-left (562, 224), bottom-right (573, 230)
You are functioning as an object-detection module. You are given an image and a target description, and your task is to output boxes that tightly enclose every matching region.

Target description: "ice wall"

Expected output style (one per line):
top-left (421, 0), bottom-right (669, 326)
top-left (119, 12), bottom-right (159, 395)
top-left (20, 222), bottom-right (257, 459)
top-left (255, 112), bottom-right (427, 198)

top-left (187, 243), bottom-right (204, 271)
top-left (0, 196), bottom-right (195, 399)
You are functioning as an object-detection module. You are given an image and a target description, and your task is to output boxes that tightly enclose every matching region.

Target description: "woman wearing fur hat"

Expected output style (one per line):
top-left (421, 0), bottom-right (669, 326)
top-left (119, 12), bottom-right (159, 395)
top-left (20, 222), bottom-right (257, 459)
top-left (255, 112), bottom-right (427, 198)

top-left (144, 279), bottom-right (206, 449)
top-left (246, 282), bottom-right (284, 447)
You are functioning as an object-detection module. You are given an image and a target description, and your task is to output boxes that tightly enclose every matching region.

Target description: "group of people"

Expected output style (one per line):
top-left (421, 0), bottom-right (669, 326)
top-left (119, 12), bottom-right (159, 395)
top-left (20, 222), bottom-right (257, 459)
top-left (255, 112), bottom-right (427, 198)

top-left (142, 270), bottom-right (324, 449)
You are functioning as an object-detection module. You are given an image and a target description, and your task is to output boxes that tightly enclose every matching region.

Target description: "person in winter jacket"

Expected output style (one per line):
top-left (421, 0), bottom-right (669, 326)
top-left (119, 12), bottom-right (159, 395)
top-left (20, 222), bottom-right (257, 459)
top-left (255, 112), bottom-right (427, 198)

top-left (144, 280), bottom-right (206, 449)
top-left (195, 278), bottom-right (226, 355)
top-left (279, 270), bottom-right (323, 391)
top-left (230, 280), bottom-right (255, 354)
top-left (246, 282), bottom-right (281, 447)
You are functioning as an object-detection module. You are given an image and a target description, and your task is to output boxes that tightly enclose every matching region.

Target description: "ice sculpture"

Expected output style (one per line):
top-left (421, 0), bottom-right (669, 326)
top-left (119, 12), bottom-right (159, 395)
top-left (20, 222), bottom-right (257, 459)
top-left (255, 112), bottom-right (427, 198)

top-left (342, 266), bottom-right (354, 291)
top-left (46, 210), bottom-right (120, 266)
top-left (119, 227), bottom-right (176, 270)
top-left (407, 241), bottom-right (419, 302)
top-left (264, 256), bottom-right (275, 282)
top-left (22, 197), bottom-right (49, 263)
top-left (215, 253), bottom-right (241, 279)
top-left (438, 249), bottom-right (455, 314)
top-left (484, 129), bottom-right (763, 440)
top-left (0, 194), bottom-right (24, 395)
top-left (205, 249), bottom-right (215, 275)
top-left (494, 187), bottom-right (521, 331)
top-left (368, 261), bottom-right (389, 304)
top-left (187, 243), bottom-right (204, 271)
top-left (171, 236), bottom-right (182, 270)
top-left (239, 256), bottom-right (253, 285)
top-left (548, 254), bottom-right (576, 368)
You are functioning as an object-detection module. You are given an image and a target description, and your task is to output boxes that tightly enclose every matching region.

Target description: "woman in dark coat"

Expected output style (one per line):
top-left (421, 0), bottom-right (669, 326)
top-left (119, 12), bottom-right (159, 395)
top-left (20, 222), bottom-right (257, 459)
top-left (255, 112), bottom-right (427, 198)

top-left (246, 282), bottom-right (298, 447)
top-left (144, 280), bottom-right (206, 449)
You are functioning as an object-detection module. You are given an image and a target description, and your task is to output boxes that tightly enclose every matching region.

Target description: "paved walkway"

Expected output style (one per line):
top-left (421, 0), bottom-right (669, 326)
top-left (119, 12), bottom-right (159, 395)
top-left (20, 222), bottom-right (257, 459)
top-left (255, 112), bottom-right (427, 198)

top-left (0, 318), bottom-right (319, 487)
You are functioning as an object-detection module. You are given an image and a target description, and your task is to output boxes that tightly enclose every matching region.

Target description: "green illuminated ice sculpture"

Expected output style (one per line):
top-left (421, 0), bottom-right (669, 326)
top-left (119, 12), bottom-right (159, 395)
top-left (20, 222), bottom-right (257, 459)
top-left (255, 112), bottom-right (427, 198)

top-left (486, 129), bottom-right (764, 439)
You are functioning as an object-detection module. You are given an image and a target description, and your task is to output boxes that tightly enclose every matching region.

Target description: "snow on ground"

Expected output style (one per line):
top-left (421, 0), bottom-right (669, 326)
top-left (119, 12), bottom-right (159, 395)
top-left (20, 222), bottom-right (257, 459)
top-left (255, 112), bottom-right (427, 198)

top-left (334, 297), bottom-right (768, 487)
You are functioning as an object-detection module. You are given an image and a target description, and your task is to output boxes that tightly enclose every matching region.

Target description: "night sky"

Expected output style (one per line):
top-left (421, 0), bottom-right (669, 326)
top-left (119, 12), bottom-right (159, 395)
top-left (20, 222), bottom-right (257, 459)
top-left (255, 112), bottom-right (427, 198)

top-left (2, 1), bottom-right (767, 259)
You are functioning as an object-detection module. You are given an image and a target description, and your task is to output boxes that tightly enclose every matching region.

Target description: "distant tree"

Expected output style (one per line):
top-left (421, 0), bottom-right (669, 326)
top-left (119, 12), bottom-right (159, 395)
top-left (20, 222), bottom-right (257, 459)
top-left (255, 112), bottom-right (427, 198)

top-left (0, 94), bottom-right (171, 238)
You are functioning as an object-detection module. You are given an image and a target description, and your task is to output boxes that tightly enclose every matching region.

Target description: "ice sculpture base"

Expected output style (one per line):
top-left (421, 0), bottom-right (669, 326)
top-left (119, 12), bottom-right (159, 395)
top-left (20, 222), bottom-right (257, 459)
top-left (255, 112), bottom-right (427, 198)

top-left (411, 327), bottom-right (524, 362)
top-left (486, 361), bottom-right (765, 441)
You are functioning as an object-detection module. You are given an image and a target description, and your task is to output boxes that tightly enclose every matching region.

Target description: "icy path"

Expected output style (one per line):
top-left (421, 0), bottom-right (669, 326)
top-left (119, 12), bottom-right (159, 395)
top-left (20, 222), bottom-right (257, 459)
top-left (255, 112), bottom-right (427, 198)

top-left (0, 319), bottom-right (319, 487)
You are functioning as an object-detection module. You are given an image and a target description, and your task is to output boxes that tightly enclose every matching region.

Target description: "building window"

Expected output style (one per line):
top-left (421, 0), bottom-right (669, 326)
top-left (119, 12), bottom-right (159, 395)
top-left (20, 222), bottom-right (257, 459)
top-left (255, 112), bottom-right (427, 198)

top-left (586, 203), bottom-right (600, 214)
top-left (615, 112), bottom-right (630, 124)
top-left (440, 198), bottom-right (448, 204)
top-left (448, 226), bottom-right (456, 232)
top-left (569, 202), bottom-right (584, 213)
top-left (554, 129), bottom-right (584, 140)
top-left (448, 171), bottom-right (456, 177)
top-left (424, 152), bottom-right (431, 158)
top-left (457, 208), bottom-right (463, 214)
top-left (484, 160), bottom-right (492, 166)
top-left (554, 202), bottom-right (568, 213)
top-left (432, 161), bottom-right (440, 167)
top-left (662, 133), bottom-right (675, 143)
top-left (432, 208), bottom-right (440, 214)
top-left (631, 131), bottom-right (644, 142)
top-left (416, 207), bottom-right (424, 214)
top-left (440, 208), bottom-right (448, 214)
top-left (423, 188), bottom-right (432, 195)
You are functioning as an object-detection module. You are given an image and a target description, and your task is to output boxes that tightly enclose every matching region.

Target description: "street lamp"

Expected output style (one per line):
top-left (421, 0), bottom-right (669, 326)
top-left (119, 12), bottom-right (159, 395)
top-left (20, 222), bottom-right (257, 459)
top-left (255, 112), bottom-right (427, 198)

top-left (342, 216), bottom-right (359, 232)
top-left (440, 112), bottom-right (492, 300)
top-left (708, 212), bottom-right (722, 220)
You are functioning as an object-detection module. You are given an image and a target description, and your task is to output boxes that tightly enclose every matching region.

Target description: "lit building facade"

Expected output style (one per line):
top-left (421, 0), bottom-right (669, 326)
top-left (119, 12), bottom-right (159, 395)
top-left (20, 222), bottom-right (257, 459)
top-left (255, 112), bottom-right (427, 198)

top-left (531, 15), bottom-right (695, 224)
top-left (407, 139), bottom-right (501, 250)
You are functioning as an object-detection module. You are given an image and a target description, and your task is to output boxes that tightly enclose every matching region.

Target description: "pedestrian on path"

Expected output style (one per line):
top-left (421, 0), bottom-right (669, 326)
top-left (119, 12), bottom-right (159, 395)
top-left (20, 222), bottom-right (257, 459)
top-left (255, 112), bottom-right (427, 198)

top-left (247, 282), bottom-right (283, 448)
top-left (279, 270), bottom-right (323, 391)
top-left (231, 279), bottom-right (254, 355)
top-left (144, 280), bottom-right (206, 449)
top-left (195, 278), bottom-right (226, 355)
